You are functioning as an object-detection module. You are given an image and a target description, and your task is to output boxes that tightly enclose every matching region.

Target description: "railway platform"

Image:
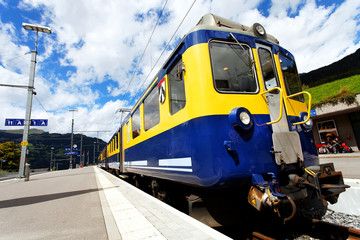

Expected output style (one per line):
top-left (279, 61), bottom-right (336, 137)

top-left (319, 152), bottom-right (360, 215)
top-left (0, 166), bottom-right (230, 240)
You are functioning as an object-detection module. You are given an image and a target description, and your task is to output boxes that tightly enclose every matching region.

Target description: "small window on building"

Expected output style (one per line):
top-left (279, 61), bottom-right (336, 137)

top-left (132, 107), bottom-right (141, 139)
top-left (279, 54), bottom-right (304, 102)
top-left (317, 120), bottom-right (339, 143)
top-left (144, 86), bottom-right (160, 131)
top-left (168, 57), bottom-right (186, 115)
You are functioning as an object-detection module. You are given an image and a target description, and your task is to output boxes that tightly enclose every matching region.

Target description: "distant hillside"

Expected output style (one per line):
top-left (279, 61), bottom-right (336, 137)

top-left (305, 74), bottom-right (360, 108)
top-left (300, 48), bottom-right (360, 87)
top-left (0, 130), bottom-right (106, 170)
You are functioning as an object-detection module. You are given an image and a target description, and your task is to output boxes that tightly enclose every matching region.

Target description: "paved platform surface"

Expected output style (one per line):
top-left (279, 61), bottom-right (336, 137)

top-left (0, 166), bottom-right (230, 240)
top-left (319, 152), bottom-right (360, 179)
top-left (319, 152), bottom-right (360, 215)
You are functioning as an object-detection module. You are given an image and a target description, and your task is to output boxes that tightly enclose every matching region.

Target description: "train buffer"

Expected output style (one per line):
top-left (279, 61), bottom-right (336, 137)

top-left (0, 166), bottom-right (230, 240)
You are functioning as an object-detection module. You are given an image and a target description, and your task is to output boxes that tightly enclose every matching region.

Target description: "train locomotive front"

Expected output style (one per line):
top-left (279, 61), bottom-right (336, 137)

top-left (108, 14), bottom-right (349, 225)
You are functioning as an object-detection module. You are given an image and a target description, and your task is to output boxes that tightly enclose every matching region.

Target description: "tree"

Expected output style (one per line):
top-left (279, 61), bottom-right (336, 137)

top-left (0, 141), bottom-right (21, 170)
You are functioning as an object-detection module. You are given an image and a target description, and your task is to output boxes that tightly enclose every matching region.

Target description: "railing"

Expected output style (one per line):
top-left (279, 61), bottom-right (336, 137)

top-left (261, 87), bottom-right (284, 125)
top-left (286, 91), bottom-right (312, 126)
top-left (261, 88), bottom-right (312, 126)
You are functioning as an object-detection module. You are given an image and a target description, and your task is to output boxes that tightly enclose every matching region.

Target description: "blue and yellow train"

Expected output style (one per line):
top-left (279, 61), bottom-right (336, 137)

top-left (99, 14), bottom-right (348, 225)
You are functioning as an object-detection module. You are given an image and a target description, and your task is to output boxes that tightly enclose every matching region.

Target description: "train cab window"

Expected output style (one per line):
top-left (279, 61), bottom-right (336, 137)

top-left (209, 41), bottom-right (257, 93)
top-left (132, 107), bottom-right (141, 139)
top-left (279, 54), bottom-right (304, 102)
top-left (258, 48), bottom-right (277, 90)
top-left (144, 86), bottom-right (160, 131)
top-left (168, 57), bottom-right (186, 115)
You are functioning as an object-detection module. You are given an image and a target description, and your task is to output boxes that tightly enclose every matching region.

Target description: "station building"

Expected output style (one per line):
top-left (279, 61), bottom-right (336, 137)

top-left (311, 94), bottom-right (360, 152)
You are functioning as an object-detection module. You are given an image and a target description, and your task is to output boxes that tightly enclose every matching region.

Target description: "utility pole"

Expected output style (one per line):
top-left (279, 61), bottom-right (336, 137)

top-left (50, 147), bottom-right (54, 171)
top-left (69, 109), bottom-right (78, 169)
top-left (80, 135), bottom-right (83, 166)
top-left (74, 130), bottom-right (111, 166)
top-left (19, 23), bottom-right (52, 178)
top-left (93, 142), bottom-right (96, 165)
top-left (116, 108), bottom-right (131, 126)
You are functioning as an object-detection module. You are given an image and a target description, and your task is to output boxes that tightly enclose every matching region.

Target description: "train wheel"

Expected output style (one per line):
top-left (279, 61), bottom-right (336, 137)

top-left (150, 179), bottom-right (188, 214)
top-left (151, 180), bottom-right (167, 201)
top-left (298, 188), bottom-right (327, 219)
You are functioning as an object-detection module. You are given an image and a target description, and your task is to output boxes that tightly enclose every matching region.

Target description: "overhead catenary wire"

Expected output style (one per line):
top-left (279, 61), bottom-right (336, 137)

top-left (129, 0), bottom-right (197, 106)
top-left (33, 95), bottom-right (68, 131)
top-left (112, 0), bottom-right (168, 138)
top-left (124, 0), bottom-right (169, 96)
top-left (110, 0), bottom-right (196, 141)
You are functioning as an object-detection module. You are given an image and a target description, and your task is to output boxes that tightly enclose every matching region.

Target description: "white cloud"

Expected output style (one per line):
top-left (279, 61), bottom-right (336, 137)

top-left (270, 0), bottom-right (306, 17)
top-left (257, 0), bottom-right (360, 72)
top-left (0, 21), bottom-right (30, 75)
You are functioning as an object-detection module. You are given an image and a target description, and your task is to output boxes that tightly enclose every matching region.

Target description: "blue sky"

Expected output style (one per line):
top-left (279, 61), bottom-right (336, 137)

top-left (0, 0), bottom-right (359, 141)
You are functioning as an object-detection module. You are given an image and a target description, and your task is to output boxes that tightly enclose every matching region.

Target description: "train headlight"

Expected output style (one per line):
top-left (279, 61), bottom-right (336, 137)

top-left (229, 107), bottom-right (253, 131)
top-left (299, 112), bottom-right (313, 131)
top-left (240, 111), bottom-right (251, 125)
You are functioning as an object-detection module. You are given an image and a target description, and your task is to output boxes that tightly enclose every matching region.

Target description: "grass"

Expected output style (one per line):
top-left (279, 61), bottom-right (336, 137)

top-left (303, 74), bottom-right (360, 109)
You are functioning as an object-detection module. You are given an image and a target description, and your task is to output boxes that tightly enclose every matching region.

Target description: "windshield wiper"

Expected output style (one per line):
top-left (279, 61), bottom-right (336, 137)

top-left (229, 32), bottom-right (255, 69)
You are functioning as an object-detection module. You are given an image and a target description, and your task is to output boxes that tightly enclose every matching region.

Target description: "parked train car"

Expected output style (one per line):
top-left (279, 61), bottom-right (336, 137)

top-left (98, 146), bottom-right (107, 168)
top-left (99, 14), bottom-right (348, 225)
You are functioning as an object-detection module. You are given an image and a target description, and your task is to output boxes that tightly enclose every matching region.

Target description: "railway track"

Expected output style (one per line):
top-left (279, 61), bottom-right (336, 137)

top-left (247, 218), bottom-right (360, 240)
top-left (110, 170), bottom-right (359, 239)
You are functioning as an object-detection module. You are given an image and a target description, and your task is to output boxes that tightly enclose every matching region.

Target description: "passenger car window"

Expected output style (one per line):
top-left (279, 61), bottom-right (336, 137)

top-left (279, 54), bottom-right (304, 102)
top-left (144, 86), bottom-right (160, 131)
top-left (168, 57), bottom-right (186, 115)
top-left (209, 41), bottom-right (257, 93)
top-left (132, 107), bottom-right (141, 139)
top-left (258, 48), bottom-right (277, 90)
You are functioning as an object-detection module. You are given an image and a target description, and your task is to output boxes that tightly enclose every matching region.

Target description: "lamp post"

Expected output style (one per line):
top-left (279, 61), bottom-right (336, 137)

top-left (19, 23), bottom-right (52, 178)
top-left (93, 141), bottom-right (96, 165)
top-left (1, 159), bottom-right (5, 170)
top-left (50, 147), bottom-right (54, 171)
top-left (69, 109), bottom-right (78, 169)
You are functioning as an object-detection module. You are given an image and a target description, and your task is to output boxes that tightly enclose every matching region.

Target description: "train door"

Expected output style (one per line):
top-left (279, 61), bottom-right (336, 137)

top-left (256, 43), bottom-right (304, 166)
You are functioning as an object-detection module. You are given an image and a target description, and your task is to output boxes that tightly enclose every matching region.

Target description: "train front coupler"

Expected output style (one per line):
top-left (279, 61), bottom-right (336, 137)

top-left (248, 173), bottom-right (297, 223)
top-left (301, 163), bottom-right (349, 205)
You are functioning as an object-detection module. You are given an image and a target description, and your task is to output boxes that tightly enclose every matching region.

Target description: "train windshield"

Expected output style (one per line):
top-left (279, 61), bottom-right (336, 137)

top-left (209, 41), bottom-right (257, 93)
top-left (279, 54), bottom-right (304, 102)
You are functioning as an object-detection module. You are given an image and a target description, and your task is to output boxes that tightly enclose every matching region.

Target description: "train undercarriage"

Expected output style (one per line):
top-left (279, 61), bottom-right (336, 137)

top-left (106, 162), bottom-right (349, 227)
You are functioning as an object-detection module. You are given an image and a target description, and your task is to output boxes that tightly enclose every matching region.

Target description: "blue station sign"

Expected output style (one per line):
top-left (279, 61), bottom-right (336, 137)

top-left (5, 119), bottom-right (48, 126)
top-left (64, 151), bottom-right (78, 155)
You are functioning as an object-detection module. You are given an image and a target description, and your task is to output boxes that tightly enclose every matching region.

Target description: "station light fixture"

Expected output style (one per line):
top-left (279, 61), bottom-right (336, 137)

top-left (22, 23), bottom-right (52, 34)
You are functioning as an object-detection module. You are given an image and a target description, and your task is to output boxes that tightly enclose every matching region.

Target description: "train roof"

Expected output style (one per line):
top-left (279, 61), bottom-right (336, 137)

top-left (188, 13), bottom-right (279, 44)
